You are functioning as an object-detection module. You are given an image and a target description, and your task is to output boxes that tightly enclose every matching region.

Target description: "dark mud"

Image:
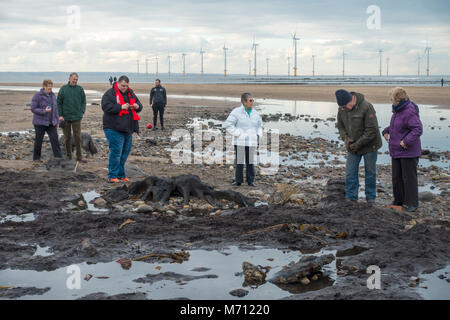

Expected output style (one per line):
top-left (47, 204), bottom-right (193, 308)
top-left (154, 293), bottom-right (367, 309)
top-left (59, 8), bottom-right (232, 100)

top-left (1, 166), bottom-right (449, 300)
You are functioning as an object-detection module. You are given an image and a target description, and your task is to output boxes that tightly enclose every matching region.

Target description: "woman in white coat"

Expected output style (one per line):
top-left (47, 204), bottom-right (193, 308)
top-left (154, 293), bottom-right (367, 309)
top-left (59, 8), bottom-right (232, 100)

top-left (226, 93), bottom-right (262, 186)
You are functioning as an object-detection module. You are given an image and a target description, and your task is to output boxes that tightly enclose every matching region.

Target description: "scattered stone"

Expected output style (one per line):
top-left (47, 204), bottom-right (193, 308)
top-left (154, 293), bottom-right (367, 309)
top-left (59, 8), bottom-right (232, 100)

top-left (93, 197), bottom-right (107, 208)
top-left (242, 262), bottom-right (269, 286)
top-left (137, 204), bottom-right (153, 213)
top-left (300, 277), bottom-right (310, 285)
top-left (229, 288), bottom-right (249, 297)
top-left (419, 192), bottom-right (435, 202)
top-left (84, 274), bottom-right (93, 281)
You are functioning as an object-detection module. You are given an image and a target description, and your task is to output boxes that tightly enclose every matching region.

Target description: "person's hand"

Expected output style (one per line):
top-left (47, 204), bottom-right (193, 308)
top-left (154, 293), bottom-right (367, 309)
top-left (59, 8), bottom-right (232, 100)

top-left (45, 106), bottom-right (52, 113)
top-left (344, 137), bottom-right (351, 151)
top-left (150, 103), bottom-right (152, 108)
top-left (384, 133), bottom-right (389, 142)
top-left (59, 116), bottom-right (64, 121)
top-left (130, 103), bottom-right (139, 110)
top-left (121, 103), bottom-right (130, 110)
top-left (400, 140), bottom-right (407, 149)
top-left (56, 124), bottom-right (59, 128)
top-left (349, 142), bottom-right (361, 153)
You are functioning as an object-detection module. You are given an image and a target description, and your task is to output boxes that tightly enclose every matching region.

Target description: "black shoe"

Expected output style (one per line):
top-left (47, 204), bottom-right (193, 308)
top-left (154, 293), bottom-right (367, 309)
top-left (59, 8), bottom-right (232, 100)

top-left (153, 127), bottom-right (158, 130)
top-left (232, 182), bottom-right (242, 186)
top-left (161, 127), bottom-right (165, 131)
top-left (248, 182), bottom-right (257, 187)
top-left (403, 205), bottom-right (418, 212)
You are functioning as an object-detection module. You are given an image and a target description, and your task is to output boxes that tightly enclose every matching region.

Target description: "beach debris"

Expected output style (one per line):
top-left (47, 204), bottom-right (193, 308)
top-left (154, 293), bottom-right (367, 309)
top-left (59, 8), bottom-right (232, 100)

top-left (132, 251), bottom-right (190, 263)
top-left (84, 274), bottom-right (93, 281)
top-left (268, 184), bottom-right (301, 205)
top-left (117, 258), bottom-right (132, 270)
top-left (242, 262), bottom-right (271, 286)
top-left (93, 197), bottom-right (107, 208)
top-left (269, 254), bottom-right (335, 284)
top-left (118, 219), bottom-right (136, 230)
top-left (128, 174), bottom-right (255, 207)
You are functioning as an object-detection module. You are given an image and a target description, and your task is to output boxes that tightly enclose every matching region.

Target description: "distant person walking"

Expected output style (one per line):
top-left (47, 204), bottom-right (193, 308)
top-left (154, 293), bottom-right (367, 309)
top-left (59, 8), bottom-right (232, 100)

top-left (150, 79), bottom-right (167, 130)
top-left (101, 75), bottom-right (143, 183)
top-left (441, 78), bottom-right (445, 87)
top-left (226, 93), bottom-right (262, 187)
top-left (30, 79), bottom-right (62, 161)
top-left (382, 87), bottom-right (423, 212)
top-left (113, 76), bottom-right (117, 84)
top-left (57, 72), bottom-right (87, 163)
top-left (335, 89), bottom-right (382, 203)
top-left (109, 76), bottom-right (113, 86)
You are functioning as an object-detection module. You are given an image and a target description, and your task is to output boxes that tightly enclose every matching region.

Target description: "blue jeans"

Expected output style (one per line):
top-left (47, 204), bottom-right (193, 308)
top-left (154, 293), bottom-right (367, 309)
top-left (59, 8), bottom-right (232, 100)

top-left (104, 129), bottom-right (133, 179)
top-left (345, 151), bottom-right (377, 201)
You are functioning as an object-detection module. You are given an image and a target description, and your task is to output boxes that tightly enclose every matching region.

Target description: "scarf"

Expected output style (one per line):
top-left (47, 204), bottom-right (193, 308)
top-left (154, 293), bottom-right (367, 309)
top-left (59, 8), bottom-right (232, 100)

top-left (114, 82), bottom-right (140, 120)
top-left (392, 99), bottom-right (408, 112)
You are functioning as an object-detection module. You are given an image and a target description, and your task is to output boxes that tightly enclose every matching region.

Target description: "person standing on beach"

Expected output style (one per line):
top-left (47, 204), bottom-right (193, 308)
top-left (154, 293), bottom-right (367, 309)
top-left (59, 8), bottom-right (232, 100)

top-left (30, 79), bottom-right (62, 161)
top-left (150, 79), bottom-right (167, 130)
top-left (101, 75), bottom-right (143, 183)
top-left (57, 72), bottom-right (87, 163)
top-left (382, 87), bottom-right (422, 212)
top-left (441, 78), bottom-right (445, 87)
top-left (335, 89), bottom-right (382, 203)
top-left (226, 93), bottom-right (262, 187)
top-left (109, 76), bottom-right (113, 86)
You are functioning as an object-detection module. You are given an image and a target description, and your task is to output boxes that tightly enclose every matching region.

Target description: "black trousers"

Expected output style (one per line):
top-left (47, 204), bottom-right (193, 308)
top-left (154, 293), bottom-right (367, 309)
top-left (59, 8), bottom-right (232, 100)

top-left (152, 104), bottom-right (165, 128)
top-left (33, 125), bottom-right (62, 160)
top-left (392, 157), bottom-right (419, 207)
top-left (234, 145), bottom-right (255, 184)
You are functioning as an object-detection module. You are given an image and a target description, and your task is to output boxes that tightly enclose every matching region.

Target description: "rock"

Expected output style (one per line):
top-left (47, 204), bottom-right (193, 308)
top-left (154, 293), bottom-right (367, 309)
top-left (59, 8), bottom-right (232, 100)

top-left (248, 190), bottom-right (264, 198)
top-left (419, 191), bottom-right (435, 202)
top-left (137, 204), bottom-right (153, 213)
top-left (289, 193), bottom-right (305, 202)
top-left (269, 184), bottom-right (301, 205)
top-left (133, 201), bottom-right (146, 208)
top-left (269, 254), bottom-right (335, 284)
top-left (84, 274), bottom-right (93, 281)
top-left (93, 197), bottom-right (107, 208)
top-left (118, 258), bottom-right (132, 270)
top-left (242, 262), bottom-right (269, 286)
top-left (229, 288), bottom-right (249, 298)
top-left (125, 164), bottom-right (146, 178)
top-left (311, 274), bottom-right (319, 281)
top-left (410, 276), bottom-right (419, 282)
top-left (300, 277), bottom-right (310, 285)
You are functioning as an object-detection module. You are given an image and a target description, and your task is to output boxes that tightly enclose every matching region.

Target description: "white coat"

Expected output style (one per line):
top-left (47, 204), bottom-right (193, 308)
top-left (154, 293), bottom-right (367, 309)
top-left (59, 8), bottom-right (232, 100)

top-left (226, 105), bottom-right (263, 147)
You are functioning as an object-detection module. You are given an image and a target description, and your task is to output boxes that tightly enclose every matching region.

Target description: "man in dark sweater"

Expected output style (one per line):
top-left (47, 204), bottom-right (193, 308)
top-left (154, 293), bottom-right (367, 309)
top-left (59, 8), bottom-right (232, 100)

top-left (149, 79), bottom-right (167, 130)
top-left (57, 72), bottom-right (87, 162)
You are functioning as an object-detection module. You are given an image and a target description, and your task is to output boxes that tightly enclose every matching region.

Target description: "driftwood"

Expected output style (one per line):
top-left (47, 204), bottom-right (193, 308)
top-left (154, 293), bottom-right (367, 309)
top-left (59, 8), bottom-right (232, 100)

top-left (128, 174), bottom-right (255, 207)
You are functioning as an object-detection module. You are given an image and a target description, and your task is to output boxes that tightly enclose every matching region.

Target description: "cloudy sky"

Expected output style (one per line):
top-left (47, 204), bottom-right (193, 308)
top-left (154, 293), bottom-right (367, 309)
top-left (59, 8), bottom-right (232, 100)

top-left (1, 0), bottom-right (449, 76)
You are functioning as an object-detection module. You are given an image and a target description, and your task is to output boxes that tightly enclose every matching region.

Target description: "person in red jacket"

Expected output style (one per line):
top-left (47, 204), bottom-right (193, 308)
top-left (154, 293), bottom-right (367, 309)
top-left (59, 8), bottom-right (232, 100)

top-left (101, 75), bottom-right (143, 183)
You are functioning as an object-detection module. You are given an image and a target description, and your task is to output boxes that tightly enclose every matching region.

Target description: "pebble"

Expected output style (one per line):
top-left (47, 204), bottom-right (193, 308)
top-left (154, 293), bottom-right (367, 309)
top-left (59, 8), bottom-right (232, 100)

top-left (136, 204), bottom-right (153, 213)
top-left (229, 288), bottom-right (249, 298)
top-left (300, 277), bottom-right (310, 285)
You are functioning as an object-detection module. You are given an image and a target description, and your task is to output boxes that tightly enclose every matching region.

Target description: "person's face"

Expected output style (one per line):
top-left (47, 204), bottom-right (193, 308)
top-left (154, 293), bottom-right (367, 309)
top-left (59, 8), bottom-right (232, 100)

top-left (243, 96), bottom-right (254, 109)
top-left (341, 95), bottom-right (356, 111)
top-left (69, 75), bottom-right (78, 86)
top-left (44, 84), bottom-right (53, 94)
top-left (155, 80), bottom-right (160, 87)
top-left (118, 81), bottom-right (129, 93)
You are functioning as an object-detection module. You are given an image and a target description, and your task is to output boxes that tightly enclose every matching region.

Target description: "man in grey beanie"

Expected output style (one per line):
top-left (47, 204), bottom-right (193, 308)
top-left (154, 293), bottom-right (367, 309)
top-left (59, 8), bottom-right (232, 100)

top-left (335, 89), bottom-right (382, 203)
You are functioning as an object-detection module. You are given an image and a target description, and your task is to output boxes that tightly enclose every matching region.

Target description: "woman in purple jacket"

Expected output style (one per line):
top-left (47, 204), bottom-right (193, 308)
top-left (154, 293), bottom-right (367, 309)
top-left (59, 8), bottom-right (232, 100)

top-left (30, 79), bottom-right (62, 161)
top-left (382, 87), bottom-right (423, 212)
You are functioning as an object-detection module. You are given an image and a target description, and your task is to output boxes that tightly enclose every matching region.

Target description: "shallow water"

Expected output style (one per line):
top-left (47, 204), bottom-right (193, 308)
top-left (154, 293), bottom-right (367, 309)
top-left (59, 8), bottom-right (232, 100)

top-left (82, 191), bottom-right (109, 214)
top-left (0, 213), bottom-right (35, 224)
top-left (0, 246), bottom-right (337, 300)
top-left (417, 265), bottom-right (450, 300)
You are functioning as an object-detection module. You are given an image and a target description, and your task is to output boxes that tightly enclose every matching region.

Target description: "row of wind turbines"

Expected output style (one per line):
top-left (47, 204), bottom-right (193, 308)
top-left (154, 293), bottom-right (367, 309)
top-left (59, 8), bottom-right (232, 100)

top-left (136, 35), bottom-right (432, 78)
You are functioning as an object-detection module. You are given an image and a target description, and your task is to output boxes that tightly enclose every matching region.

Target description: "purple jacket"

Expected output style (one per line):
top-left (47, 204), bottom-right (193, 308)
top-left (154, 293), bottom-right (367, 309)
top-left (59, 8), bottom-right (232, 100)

top-left (382, 99), bottom-right (422, 158)
top-left (31, 88), bottom-right (59, 127)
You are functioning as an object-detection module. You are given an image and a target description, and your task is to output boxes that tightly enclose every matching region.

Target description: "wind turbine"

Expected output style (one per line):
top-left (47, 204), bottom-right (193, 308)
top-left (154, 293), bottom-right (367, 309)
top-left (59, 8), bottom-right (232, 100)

top-left (137, 58), bottom-right (139, 76)
top-left (386, 57), bottom-right (390, 76)
top-left (424, 41), bottom-right (431, 76)
top-left (416, 53), bottom-right (421, 76)
top-left (248, 58), bottom-right (252, 76)
top-left (378, 49), bottom-right (383, 76)
top-left (155, 55), bottom-right (159, 77)
top-left (342, 49), bottom-right (346, 76)
top-left (167, 54), bottom-right (171, 77)
top-left (292, 33), bottom-right (299, 76)
top-left (251, 37), bottom-right (258, 77)
top-left (223, 45), bottom-right (228, 77)
top-left (182, 53), bottom-right (186, 77)
top-left (200, 48), bottom-right (205, 77)
top-left (145, 57), bottom-right (149, 78)
top-left (266, 57), bottom-right (270, 76)
top-left (312, 54), bottom-right (316, 76)
top-left (287, 56), bottom-right (291, 76)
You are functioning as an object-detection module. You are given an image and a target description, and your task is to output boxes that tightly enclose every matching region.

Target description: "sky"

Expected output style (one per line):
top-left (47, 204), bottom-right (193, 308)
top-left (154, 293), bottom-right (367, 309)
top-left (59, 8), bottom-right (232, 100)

top-left (0, 0), bottom-right (449, 76)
